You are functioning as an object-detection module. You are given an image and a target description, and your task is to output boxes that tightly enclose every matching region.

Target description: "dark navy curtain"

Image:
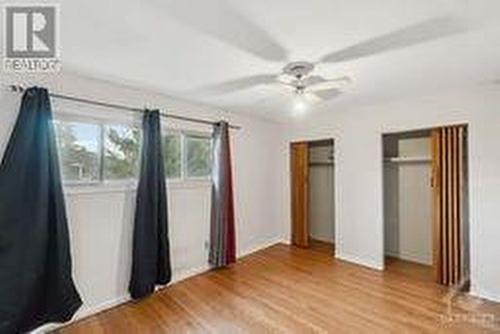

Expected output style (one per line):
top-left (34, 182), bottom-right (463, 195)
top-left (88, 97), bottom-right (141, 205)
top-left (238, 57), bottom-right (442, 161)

top-left (209, 121), bottom-right (236, 267)
top-left (0, 87), bottom-right (82, 333)
top-left (129, 109), bottom-right (171, 299)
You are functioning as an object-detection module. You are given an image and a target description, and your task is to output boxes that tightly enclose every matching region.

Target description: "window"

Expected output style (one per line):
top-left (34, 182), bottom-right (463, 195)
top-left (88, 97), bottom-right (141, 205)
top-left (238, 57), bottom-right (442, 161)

top-left (162, 132), bottom-right (212, 180)
top-left (163, 134), bottom-right (181, 179)
top-left (104, 125), bottom-right (140, 180)
top-left (54, 119), bottom-right (212, 185)
top-left (55, 121), bottom-right (101, 182)
top-left (185, 134), bottom-right (211, 178)
top-left (55, 120), bottom-right (140, 184)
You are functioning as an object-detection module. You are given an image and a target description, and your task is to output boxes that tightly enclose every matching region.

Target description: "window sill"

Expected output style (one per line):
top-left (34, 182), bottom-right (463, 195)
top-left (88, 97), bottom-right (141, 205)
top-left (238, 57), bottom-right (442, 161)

top-left (169, 179), bottom-right (211, 190)
top-left (63, 181), bottom-right (136, 195)
top-left (63, 179), bottom-right (211, 196)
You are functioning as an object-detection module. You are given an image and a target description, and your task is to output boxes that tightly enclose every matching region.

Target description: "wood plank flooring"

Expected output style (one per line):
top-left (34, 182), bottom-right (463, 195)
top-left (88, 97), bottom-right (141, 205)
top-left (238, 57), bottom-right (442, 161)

top-left (56, 243), bottom-right (500, 333)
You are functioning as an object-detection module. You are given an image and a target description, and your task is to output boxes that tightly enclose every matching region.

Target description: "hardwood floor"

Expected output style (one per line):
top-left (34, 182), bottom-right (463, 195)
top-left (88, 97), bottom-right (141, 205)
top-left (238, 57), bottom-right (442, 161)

top-left (56, 243), bottom-right (500, 333)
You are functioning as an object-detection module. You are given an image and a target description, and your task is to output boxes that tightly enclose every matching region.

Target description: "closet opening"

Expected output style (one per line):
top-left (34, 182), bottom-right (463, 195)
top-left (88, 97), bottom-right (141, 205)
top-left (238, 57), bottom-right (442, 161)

top-left (290, 139), bottom-right (335, 253)
top-left (382, 125), bottom-right (469, 288)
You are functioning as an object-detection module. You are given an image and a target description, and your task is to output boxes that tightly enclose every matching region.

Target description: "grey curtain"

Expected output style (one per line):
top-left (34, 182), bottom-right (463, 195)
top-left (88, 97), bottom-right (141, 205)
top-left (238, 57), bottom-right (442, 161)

top-left (209, 121), bottom-right (236, 267)
top-left (0, 87), bottom-right (82, 332)
top-left (129, 109), bottom-right (171, 299)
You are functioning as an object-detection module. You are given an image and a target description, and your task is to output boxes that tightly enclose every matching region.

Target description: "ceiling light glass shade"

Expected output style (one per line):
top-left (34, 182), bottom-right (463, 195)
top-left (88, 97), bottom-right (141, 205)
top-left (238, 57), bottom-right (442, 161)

top-left (292, 95), bottom-right (308, 116)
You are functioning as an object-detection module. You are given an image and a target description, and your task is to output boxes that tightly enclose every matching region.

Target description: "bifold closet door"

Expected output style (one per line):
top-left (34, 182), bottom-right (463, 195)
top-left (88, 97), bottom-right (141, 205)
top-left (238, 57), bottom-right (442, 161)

top-left (290, 142), bottom-right (309, 247)
top-left (431, 126), bottom-right (465, 286)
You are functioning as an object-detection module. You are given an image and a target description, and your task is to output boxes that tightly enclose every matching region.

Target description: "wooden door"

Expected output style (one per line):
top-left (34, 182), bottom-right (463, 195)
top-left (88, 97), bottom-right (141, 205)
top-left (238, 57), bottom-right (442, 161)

top-left (431, 126), bottom-right (465, 285)
top-left (290, 142), bottom-right (309, 247)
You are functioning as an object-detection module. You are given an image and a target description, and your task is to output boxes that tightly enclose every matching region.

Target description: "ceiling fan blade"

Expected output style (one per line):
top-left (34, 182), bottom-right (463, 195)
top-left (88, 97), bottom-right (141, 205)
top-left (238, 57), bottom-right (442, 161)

top-left (196, 74), bottom-right (277, 95)
top-left (302, 75), bottom-right (328, 86)
top-left (276, 73), bottom-right (298, 84)
top-left (263, 82), bottom-right (297, 98)
top-left (303, 92), bottom-right (323, 104)
top-left (158, 0), bottom-right (288, 62)
top-left (307, 76), bottom-right (351, 92)
top-left (319, 16), bottom-right (467, 64)
top-left (309, 89), bottom-right (342, 101)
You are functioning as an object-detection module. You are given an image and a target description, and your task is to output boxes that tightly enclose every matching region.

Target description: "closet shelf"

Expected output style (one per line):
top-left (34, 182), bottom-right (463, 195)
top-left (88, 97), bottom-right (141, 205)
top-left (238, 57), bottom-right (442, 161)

top-left (384, 156), bottom-right (431, 164)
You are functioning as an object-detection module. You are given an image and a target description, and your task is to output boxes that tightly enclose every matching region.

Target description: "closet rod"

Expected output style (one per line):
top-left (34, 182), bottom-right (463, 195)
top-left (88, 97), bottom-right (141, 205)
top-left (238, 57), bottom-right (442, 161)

top-left (384, 156), bottom-right (431, 163)
top-left (8, 85), bottom-right (241, 130)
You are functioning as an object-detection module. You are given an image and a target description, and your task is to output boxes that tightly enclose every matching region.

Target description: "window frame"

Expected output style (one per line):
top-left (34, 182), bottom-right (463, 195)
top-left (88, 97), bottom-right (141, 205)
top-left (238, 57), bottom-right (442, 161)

top-left (162, 129), bottom-right (183, 182)
top-left (53, 117), bottom-right (105, 187)
top-left (102, 123), bottom-right (142, 185)
top-left (182, 130), bottom-right (213, 181)
top-left (53, 113), bottom-right (213, 190)
top-left (54, 114), bottom-right (142, 188)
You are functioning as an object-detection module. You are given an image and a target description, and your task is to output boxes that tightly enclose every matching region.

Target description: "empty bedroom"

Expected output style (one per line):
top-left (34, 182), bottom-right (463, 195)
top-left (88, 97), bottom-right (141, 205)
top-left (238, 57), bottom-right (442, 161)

top-left (0, 1), bottom-right (499, 333)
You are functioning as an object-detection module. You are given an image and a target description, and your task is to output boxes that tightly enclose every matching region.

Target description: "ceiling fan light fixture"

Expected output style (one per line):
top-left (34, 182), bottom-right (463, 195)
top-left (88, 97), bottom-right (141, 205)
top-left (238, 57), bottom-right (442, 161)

top-left (295, 86), bottom-right (305, 95)
top-left (292, 95), bottom-right (308, 115)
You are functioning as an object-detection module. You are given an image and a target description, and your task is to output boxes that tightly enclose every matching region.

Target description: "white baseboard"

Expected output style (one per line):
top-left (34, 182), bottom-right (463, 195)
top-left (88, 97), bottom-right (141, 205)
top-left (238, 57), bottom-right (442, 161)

top-left (336, 252), bottom-right (384, 271)
top-left (172, 263), bottom-right (211, 283)
top-left (280, 238), bottom-right (291, 245)
top-left (238, 235), bottom-right (285, 257)
top-left (470, 285), bottom-right (500, 303)
top-left (34, 236), bottom-right (285, 333)
top-left (384, 251), bottom-right (432, 266)
top-left (77, 295), bottom-right (130, 319)
top-left (33, 295), bottom-right (130, 333)
top-left (310, 236), bottom-right (335, 244)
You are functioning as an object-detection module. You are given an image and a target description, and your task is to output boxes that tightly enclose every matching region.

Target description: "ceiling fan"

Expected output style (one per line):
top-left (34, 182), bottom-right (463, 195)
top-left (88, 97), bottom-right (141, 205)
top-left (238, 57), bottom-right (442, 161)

top-left (156, 0), bottom-right (468, 104)
top-left (279, 61), bottom-right (351, 95)
top-left (271, 61), bottom-right (351, 102)
top-left (200, 60), bottom-right (351, 103)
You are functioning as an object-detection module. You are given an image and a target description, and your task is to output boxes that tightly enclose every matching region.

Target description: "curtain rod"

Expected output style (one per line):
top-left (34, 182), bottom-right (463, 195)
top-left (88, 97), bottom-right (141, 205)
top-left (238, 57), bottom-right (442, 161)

top-left (8, 85), bottom-right (241, 130)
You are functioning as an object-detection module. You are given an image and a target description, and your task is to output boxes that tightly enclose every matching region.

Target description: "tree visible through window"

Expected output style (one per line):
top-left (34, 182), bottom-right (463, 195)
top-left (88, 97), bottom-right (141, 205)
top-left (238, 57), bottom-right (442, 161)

top-left (54, 119), bottom-right (212, 183)
top-left (55, 121), bottom-right (101, 182)
top-left (186, 134), bottom-right (211, 178)
top-left (163, 134), bottom-right (181, 179)
top-left (104, 125), bottom-right (140, 180)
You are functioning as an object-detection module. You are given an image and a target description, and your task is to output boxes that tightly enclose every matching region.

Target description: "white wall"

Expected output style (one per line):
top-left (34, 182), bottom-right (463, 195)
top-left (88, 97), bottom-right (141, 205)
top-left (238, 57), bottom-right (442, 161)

top-left (283, 88), bottom-right (500, 303)
top-left (0, 71), bottom-right (286, 324)
top-left (384, 137), bottom-right (432, 265)
top-left (308, 145), bottom-right (335, 243)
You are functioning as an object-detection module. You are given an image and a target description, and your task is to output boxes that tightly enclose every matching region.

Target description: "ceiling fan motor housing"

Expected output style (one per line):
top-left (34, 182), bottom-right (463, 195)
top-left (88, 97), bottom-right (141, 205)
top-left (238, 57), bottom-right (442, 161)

top-left (283, 61), bottom-right (315, 80)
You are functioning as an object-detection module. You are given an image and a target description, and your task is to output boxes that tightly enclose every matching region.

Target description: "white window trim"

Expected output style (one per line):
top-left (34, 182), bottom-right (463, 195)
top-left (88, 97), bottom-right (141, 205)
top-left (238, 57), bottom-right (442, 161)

top-left (57, 120), bottom-right (141, 187)
top-left (182, 130), bottom-right (212, 181)
top-left (54, 118), bottom-right (104, 185)
top-left (163, 127), bottom-right (212, 182)
top-left (163, 129), bottom-right (183, 181)
top-left (55, 116), bottom-right (213, 194)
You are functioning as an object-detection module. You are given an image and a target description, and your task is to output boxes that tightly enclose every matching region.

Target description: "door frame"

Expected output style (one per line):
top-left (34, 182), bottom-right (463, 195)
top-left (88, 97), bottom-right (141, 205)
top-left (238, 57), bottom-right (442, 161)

top-left (380, 123), bottom-right (469, 283)
top-left (290, 138), bottom-right (336, 248)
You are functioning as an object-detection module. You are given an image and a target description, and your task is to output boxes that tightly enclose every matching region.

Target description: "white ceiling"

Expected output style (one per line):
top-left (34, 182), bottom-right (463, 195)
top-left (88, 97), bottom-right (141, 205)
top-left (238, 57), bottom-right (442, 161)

top-left (60, 0), bottom-right (500, 120)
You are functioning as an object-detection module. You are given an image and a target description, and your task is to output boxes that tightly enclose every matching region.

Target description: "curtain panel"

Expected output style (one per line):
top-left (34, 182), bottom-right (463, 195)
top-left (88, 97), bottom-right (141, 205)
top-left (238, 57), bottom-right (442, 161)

top-left (129, 109), bottom-right (171, 299)
top-left (209, 121), bottom-right (236, 267)
top-left (0, 87), bottom-right (82, 332)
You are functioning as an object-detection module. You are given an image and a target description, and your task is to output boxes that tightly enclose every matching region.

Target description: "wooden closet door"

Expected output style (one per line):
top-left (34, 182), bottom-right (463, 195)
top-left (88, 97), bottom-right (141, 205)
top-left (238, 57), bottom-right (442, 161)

top-left (290, 142), bottom-right (309, 247)
top-left (431, 126), bottom-right (465, 285)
